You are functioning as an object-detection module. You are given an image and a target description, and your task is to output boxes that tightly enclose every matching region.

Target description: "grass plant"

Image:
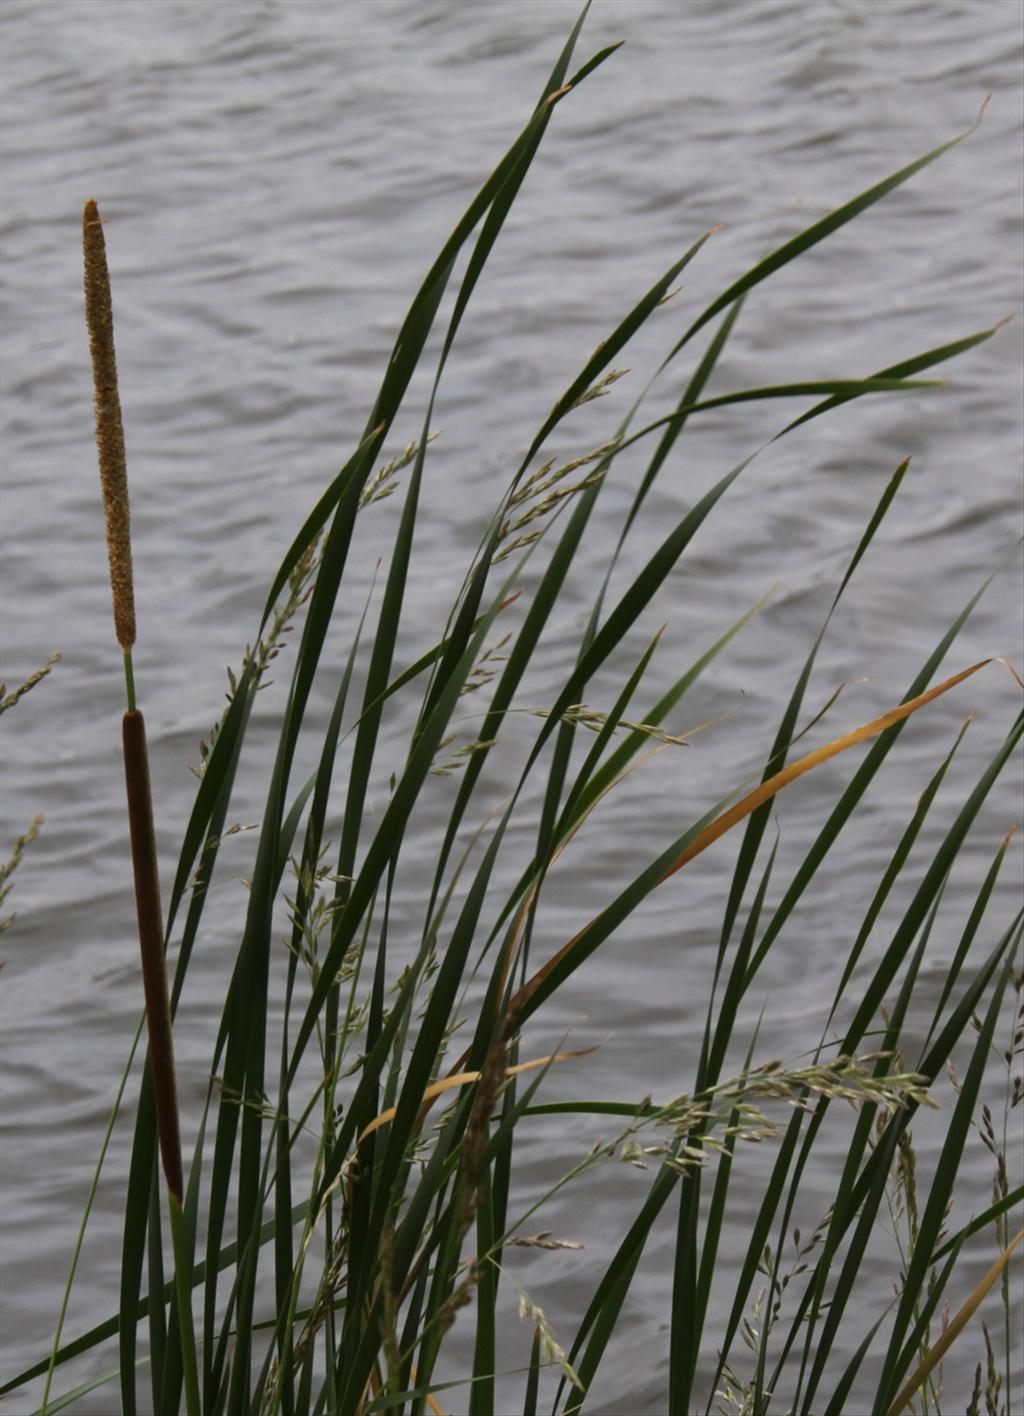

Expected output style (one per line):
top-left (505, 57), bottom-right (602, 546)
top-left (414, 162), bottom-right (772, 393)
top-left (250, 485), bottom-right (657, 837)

top-left (3, 8), bottom-right (1021, 1413)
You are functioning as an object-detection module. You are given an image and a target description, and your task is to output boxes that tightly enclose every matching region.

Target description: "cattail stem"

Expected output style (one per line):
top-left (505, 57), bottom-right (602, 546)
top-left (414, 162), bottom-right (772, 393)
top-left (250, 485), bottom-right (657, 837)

top-left (123, 649), bottom-right (136, 713)
top-left (168, 1193), bottom-right (202, 1416)
top-left (123, 709), bottom-right (183, 1202)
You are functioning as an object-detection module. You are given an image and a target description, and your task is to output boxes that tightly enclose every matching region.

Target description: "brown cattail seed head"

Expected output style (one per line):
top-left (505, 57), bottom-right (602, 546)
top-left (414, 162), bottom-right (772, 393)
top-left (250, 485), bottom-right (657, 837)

top-left (83, 199), bottom-right (136, 652)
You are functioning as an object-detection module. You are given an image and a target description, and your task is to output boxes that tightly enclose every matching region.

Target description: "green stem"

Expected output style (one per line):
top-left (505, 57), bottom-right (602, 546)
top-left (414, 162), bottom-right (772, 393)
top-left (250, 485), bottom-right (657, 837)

top-left (168, 1192), bottom-right (201, 1416)
top-left (123, 649), bottom-right (136, 713)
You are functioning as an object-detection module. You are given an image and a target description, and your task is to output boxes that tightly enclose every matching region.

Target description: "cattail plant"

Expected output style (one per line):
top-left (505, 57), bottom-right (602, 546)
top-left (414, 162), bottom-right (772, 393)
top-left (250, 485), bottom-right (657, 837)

top-left (82, 199), bottom-right (199, 1413)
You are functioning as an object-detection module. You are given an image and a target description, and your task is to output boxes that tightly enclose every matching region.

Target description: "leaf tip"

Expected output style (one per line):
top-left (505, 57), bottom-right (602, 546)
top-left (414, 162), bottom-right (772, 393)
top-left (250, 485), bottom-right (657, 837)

top-left (994, 657), bottom-right (1024, 690)
top-left (544, 83), bottom-right (573, 110)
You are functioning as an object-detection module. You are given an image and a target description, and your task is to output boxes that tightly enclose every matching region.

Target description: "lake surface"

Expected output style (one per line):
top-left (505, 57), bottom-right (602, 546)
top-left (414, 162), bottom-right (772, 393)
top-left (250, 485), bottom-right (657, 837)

top-left (1, 1), bottom-right (1021, 1411)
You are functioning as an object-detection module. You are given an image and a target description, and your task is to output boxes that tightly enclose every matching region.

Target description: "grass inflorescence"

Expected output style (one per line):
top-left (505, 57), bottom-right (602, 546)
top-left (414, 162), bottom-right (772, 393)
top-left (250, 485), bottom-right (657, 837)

top-left (4, 9), bottom-right (1021, 1415)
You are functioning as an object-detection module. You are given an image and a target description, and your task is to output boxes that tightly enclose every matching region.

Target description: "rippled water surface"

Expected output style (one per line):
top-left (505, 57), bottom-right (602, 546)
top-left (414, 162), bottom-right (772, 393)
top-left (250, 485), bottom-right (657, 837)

top-left (2, 1), bottom-right (1022, 1411)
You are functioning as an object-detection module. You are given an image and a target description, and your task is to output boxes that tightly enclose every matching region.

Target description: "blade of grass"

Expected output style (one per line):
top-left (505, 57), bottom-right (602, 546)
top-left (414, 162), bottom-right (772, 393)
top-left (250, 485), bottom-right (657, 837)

top-left (671, 105), bottom-right (989, 355)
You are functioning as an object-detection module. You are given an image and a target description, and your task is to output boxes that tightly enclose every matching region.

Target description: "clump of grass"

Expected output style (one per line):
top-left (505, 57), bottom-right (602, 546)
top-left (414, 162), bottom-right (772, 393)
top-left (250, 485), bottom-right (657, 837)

top-left (4, 11), bottom-right (1021, 1416)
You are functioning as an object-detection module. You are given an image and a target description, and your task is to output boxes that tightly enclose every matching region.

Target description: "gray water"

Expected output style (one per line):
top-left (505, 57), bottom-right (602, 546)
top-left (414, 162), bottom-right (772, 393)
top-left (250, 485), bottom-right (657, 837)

top-left (2, 1), bottom-right (1022, 1412)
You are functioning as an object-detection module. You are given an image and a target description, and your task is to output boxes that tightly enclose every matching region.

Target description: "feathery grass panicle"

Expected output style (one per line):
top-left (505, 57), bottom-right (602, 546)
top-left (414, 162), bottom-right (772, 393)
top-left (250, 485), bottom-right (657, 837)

top-left (83, 198), bottom-right (135, 654)
top-left (0, 814), bottom-right (45, 939)
top-left (0, 652), bottom-right (62, 716)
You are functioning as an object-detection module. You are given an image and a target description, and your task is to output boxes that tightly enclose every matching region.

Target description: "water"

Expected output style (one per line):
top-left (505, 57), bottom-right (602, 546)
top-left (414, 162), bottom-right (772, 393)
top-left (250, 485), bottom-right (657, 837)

top-left (2, 1), bottom-right (1021, 1410)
